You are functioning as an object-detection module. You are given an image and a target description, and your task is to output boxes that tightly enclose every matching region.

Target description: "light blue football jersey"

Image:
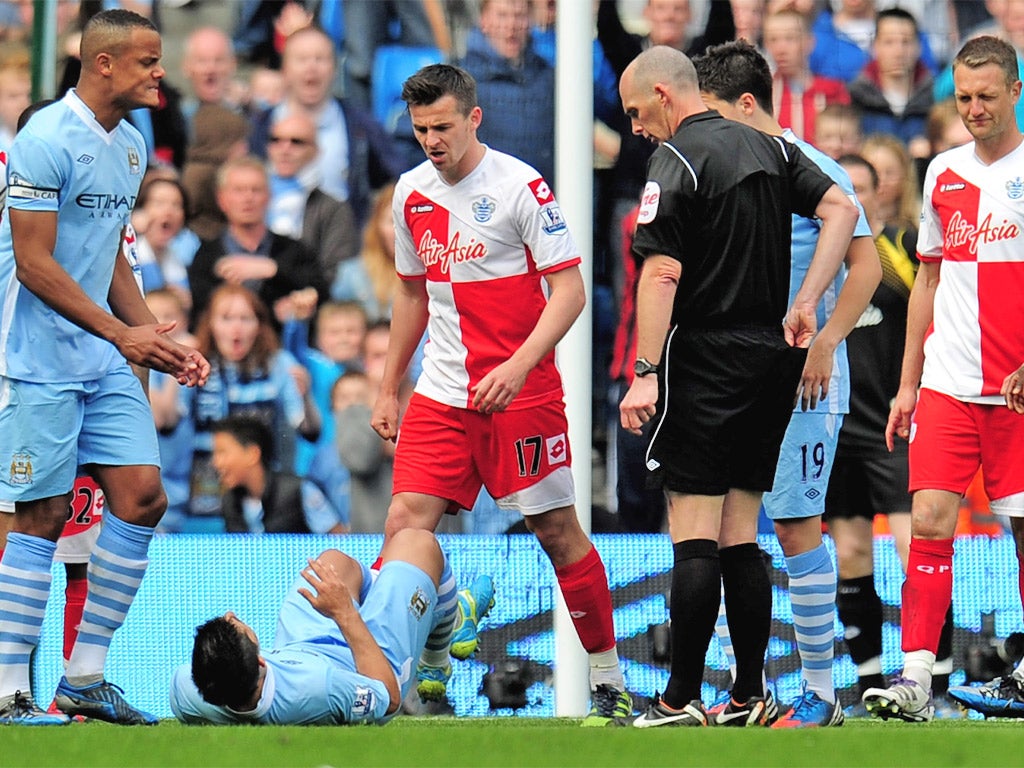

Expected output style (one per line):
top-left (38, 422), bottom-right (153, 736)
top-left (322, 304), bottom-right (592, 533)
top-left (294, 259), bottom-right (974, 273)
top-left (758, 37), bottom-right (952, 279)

top-left (0, 89), bottom-right (147, 382)
top-left (169, 649), bottom-right (392, 726)
top-left (783, 129), bottom-right (872, 415)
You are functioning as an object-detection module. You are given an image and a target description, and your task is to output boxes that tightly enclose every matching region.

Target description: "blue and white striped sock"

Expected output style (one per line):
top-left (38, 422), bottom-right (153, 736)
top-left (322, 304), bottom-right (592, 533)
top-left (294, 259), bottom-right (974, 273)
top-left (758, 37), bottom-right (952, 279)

top-left (714, 583), bottom-right (738, 682)
top-left (65, 512), bottom-right (154, 685)
top-left (0, 533), bottom-right (57, 698)
top-left (420, 555), bottom-right (458, 668)
top-left (787, 543), bottom-right (837, 703)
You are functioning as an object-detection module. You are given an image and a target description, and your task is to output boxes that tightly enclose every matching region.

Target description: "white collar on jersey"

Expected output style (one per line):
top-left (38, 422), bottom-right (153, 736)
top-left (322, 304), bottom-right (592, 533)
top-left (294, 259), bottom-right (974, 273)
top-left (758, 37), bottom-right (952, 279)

top-left (63, 88), bottom-right (121, 145)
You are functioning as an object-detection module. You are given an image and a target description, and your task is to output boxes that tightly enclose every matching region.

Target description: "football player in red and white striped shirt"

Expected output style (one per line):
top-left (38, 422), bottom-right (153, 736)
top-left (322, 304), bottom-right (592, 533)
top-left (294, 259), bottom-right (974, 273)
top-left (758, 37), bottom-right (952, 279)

top-left (866, 35), bottom-right (1024, 723)
top-left (370, 64), bottom-right (630, 724)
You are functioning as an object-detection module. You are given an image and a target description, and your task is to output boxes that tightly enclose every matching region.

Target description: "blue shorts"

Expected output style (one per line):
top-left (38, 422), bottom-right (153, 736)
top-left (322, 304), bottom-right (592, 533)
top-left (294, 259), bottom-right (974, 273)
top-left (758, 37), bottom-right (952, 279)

top-left (0, 365), bottom-right (160, 503)
top-left (762, 412), bottom-right (843, 521)
top-left (274, 560), bottom-right (438, 698)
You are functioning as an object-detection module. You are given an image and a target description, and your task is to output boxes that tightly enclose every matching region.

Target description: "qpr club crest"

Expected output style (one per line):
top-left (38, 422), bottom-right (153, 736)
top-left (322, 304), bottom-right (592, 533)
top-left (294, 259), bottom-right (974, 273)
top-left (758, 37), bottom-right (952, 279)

top-left (472, 195), bottom-right (496, 223)
top-left (1007, 177), bottom-right (1024, 201)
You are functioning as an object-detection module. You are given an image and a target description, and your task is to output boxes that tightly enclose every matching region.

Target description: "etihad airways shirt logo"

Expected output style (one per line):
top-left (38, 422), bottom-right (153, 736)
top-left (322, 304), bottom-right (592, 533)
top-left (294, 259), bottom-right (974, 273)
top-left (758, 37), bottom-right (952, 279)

top-left (417, 230), bottom-right (487, 273)
top-left (945, 210), bottom-right (1020, 255)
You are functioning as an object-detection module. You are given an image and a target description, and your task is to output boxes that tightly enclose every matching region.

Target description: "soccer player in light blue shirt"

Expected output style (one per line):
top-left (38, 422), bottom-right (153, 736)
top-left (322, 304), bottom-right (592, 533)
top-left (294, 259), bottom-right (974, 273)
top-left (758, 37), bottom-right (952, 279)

top-left (695, 41), bottom-right (881, 728)
top-left (0, 10), bottom-right (208, 725)
top-left (170, 529), bottom-right (457, 725)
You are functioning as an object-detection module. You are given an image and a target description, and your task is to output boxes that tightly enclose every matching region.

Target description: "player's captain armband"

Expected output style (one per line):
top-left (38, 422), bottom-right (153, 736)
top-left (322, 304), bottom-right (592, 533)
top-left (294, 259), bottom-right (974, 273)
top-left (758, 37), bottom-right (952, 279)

top-left (637, 181), bottom-right (661, 224)
top-left (7, 173), bottom-right (57, 202)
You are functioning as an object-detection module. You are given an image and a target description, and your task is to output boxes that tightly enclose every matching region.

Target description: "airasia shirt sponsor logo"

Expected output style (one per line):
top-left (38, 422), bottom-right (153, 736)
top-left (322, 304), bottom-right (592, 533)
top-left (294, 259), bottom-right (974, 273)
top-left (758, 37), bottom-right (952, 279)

top-left (418, 229), bottom-right (488, 273)
top-left (945, 210), bottom-right (1021, 256)
top-left (528, 178), bottom-right (554, 205)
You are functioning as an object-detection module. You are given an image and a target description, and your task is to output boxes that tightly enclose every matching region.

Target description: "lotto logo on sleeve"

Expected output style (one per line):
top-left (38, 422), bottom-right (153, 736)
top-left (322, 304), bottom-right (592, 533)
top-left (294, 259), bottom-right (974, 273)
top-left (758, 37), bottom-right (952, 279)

top-left (637, 181), bottom-right (661, 224)
top-left (528, 178), bottom-right (554, 206)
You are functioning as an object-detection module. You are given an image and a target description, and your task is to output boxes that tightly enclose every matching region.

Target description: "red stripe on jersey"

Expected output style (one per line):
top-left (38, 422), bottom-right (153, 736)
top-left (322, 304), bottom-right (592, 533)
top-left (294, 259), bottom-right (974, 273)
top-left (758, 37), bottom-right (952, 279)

top-left (404, 190), bottom-right (453, 283)
top-left (978, 261), bottom-right (1024, 395)
top-left (932, 169), bottom-right (981, 263)
top-left (453, 271), bottom-right (563, 409)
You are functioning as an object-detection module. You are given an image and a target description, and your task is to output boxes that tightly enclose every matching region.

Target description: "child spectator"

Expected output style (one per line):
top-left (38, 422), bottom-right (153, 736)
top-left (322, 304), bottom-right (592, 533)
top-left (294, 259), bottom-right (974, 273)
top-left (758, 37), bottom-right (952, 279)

top-left (331, 182), bottom-right (399, 321)
top-left (246, 66), bottom-right (284, 116)
top-left (0, 59), bottom-right (29, 153)
top-left (132, 176), bottom-right (198, 311)
top-left (925, 98), bottom-right (973, 157)
top-left (184, 285), bottom-right (320, 523)
top-left (848, 8), bottom-right (933, 156)
top-left (763, 8), bottom-right (850, 145)
top-left (206, 415), bottom-right (343, 534)
top-left (861, 132), bottom-right (920, 232)
top-left (814, 103), bottom-right (864, 160)
top-left (146, 289), bottom-right (199, 533)
top-left (211, 415), bottom-right (346, 534)
top-left (285, 300), bottom-right (369, 475)
top-left (331, 369), bottom-right (403, 533)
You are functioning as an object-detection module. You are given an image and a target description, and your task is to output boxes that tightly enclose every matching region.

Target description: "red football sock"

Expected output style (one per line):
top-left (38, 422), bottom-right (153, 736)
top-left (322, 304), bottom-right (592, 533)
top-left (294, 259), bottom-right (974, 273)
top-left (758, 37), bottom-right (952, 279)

top-left (63, 575), bottom-right (88, 664)
top-left (554, 546), bottom-right (615, 654)
top-left (901, 537), bottom-right (954, 655)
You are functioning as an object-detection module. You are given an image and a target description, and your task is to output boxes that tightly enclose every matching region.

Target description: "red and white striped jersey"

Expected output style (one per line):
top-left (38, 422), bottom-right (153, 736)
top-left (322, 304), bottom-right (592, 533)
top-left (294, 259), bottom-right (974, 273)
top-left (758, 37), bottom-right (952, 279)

top-left (394, 148), bottom-right (581, 410)
top-left (919, 141), bottom-right (1024, 403)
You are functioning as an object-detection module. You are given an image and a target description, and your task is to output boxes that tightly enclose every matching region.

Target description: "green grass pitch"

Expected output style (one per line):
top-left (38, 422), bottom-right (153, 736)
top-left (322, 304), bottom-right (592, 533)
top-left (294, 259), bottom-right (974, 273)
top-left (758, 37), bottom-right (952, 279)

top-left (3, 717), bottom-right (1022, 768)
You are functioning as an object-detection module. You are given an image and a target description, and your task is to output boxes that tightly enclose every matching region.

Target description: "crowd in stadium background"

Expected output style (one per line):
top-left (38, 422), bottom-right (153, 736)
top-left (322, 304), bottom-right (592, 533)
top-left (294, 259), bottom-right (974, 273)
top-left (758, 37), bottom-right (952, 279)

top-left (0, 0), bottom-right (1022, 725)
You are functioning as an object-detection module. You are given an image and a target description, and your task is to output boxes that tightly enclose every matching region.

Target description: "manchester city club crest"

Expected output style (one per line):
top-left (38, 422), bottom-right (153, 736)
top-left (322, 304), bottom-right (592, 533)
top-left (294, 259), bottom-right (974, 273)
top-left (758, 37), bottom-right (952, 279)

top-left (128, 146), bottom-right (141, 175)
top-left (408, 586), bottom-right (430, 619)
top-left (9, 452), bottom-right (32, 485)
top-left (472, 195), bottom-right (496, 223)
top-left (1007, 177), bottom-right (1024, 200)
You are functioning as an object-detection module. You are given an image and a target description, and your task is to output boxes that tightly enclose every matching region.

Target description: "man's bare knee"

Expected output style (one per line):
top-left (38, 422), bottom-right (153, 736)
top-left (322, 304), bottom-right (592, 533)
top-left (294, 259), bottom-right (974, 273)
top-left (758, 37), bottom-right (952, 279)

top-left (381, 529), bottom-right (442, 582)
top-left (383, 494), bottom-right (445, 540)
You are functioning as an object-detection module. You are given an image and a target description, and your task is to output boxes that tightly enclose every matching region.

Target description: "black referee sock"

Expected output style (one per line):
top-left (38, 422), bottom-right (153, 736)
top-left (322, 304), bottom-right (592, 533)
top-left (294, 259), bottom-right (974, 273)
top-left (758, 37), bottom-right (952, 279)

top-left (836, 575), bottom-right (885, 693)
top-left (662, 539), bottom-right (720, 709)
top-left (720, 543), bottom-right (772, 703)
top-left (934, 604), bottom-right (955, 696)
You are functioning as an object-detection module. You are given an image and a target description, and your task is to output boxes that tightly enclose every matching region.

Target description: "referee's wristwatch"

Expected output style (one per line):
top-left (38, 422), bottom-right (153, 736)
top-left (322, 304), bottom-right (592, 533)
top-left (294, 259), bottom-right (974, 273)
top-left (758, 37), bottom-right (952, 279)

top-left (633, 358), bottom-right (659, 378)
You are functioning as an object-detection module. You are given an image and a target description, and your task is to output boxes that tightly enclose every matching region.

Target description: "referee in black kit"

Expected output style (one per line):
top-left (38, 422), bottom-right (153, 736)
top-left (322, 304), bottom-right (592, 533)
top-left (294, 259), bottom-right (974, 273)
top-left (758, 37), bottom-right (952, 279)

top-left (617, 45), bottom-right (859, 728)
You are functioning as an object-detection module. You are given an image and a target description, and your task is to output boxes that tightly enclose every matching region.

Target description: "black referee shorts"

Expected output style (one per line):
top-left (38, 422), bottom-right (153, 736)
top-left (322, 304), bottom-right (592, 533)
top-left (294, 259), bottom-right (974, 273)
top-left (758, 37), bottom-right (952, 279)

top-left (824, 449), bottom-right (912, 520)
top-left (646, 326), bottom-right (806, 496)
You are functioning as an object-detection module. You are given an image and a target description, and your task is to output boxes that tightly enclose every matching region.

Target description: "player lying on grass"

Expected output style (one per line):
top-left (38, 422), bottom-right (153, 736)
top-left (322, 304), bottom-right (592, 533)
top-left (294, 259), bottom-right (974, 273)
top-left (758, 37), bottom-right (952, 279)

top-left (170, 529), bottom-right (473, 725)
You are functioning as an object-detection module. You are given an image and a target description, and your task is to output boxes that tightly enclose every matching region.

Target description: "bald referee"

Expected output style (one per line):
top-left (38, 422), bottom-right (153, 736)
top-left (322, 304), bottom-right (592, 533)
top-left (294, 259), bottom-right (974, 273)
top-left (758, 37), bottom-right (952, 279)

top-left (617, 45), bottom-right (858, 728)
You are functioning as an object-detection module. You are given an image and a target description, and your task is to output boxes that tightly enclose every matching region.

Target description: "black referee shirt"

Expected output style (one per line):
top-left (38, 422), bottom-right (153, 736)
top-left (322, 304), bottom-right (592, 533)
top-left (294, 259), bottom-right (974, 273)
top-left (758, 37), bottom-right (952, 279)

top-left (632, 110), bottom-right (835, 330)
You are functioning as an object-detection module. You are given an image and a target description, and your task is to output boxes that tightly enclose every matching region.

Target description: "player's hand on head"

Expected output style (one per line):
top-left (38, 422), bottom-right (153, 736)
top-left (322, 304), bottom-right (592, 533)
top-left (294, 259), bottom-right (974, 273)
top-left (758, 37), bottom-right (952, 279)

top-left (471, 361), bottom-right (528, 414)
